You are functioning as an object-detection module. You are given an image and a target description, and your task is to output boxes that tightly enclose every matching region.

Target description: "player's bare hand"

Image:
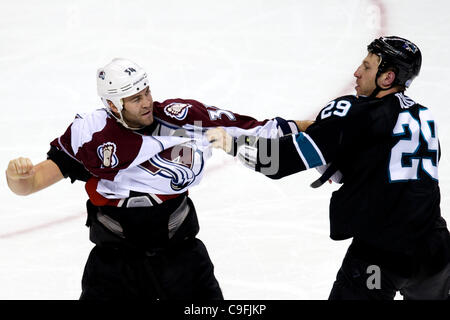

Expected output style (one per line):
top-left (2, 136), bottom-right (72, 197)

top-left (6, 157), bottom-right (36, 180)
top-left (206, 127), bottom-right (233, 153)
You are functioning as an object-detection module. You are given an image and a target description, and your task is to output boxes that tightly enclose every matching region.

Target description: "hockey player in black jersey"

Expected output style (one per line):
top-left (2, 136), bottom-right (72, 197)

top-left (207, 36), bottom-right (450, 300)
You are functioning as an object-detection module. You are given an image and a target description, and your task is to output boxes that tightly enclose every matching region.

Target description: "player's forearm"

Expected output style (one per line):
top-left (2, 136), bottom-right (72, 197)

top-left (6, 159), bottom-right (64, 196)
top-left (207, 127), bottom-right (308, 179)
top-left (294, 120), bottom-right (314, 132)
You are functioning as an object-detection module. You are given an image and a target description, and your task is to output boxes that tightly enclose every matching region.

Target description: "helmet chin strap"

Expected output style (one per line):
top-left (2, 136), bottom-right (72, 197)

top-left (369, 82), bottom-right (395, 98)
top-left (107, 101), bottom-right (145, 131)
top-left (369, 55), bottom-right (396, 98)
top-left (369, 68), bottom-right (395, 98)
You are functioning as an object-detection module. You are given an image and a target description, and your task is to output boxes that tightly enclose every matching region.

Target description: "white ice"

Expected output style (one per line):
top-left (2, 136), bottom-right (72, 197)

top-left (0, 0), bottom-right (449, 299)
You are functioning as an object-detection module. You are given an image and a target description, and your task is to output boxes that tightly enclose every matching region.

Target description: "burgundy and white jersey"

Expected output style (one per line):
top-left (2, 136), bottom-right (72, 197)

top-left (51, 98), bottom-right (298, 203)
top-left (152, 98), bottom-right (297, 138)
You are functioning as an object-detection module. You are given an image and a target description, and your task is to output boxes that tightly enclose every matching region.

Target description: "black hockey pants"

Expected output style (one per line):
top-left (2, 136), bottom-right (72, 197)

top-left (80, 197), bottom-right (223, 300)
top-left (80, 238), bottom-right (223, 300)
top-left (329, 228), bottom-right (450, 300)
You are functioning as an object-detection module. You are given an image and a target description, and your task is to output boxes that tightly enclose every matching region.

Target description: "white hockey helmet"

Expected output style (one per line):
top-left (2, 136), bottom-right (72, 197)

top-left (97, 58), bottom-right (149, 113)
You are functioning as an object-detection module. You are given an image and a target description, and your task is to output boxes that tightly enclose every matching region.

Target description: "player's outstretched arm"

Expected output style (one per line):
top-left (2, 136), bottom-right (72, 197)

top-left (206, 120), bottom-right (314, 153)
top-left (207, 120), bottom-right (326, 180)
top-left (294, 120), bottom-right (314, 132)
top-left (6, 158), bottom-right (64, 196)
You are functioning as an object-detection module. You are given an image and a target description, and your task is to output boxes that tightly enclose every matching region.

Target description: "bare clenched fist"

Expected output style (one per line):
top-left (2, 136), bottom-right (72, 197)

top-left (6, 157), bottom-right (36, 180)
top-left (6, 158), bottom-right (63, 195)
top-left (206, 127), bottom-right (233, 153)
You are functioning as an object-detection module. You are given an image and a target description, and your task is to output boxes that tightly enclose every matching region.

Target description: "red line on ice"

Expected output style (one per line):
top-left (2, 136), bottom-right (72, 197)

top-left (0, 213), bottom-right (85, 239)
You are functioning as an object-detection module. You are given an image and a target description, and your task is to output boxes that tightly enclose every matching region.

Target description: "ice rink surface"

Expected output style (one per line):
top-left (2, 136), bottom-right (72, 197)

top-left (0, 0), bottom-right (449, 299)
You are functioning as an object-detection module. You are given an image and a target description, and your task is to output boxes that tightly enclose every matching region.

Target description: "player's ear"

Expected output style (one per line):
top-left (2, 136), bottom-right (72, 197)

top-left (379, 70), bottom-right (396, 88)
top-left (107, 100), bottom-right (120, 114)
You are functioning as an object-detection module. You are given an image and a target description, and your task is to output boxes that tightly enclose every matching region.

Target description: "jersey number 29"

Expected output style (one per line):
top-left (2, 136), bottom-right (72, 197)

top-left (389, 108), bottom-right (438, 182)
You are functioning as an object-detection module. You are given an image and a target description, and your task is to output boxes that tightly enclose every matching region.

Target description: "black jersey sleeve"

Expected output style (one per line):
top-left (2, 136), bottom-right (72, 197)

top-left (230, 134), bottom-right (309, 179)
top-left (255, 134), bottom-right (307, 179)
top-left (47, 145), bottom-right (91, 183)
top-left (237, 96), bottom-right (382, 179)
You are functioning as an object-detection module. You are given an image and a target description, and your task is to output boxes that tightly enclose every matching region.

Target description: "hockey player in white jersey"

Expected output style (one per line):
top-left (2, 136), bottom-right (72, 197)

top-left (6, 58), bottom-right (304, 300)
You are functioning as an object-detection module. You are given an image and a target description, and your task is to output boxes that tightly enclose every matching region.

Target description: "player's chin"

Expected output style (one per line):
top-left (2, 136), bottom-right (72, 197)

top-left (141, 113), bottom-right (154, 126)
top-left (355, 86), bottom-right (366, 97)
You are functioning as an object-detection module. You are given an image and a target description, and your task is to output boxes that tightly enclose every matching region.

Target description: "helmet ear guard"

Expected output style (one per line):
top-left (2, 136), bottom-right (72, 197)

top-left (99, 96), bottom-right (123, 113)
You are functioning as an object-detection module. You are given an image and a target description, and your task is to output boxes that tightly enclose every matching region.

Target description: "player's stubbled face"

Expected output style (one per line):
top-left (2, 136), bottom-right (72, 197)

top-left (122, 87), bottom-right (154, 128)
top-left (354, 53), bottom-right (380, 97)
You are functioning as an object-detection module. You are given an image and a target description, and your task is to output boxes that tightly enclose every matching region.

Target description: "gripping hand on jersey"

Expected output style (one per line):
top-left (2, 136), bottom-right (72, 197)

top-left (206, 127), bottom-right (234, 154)
top-left (206, 127), bottom-right (259, 169)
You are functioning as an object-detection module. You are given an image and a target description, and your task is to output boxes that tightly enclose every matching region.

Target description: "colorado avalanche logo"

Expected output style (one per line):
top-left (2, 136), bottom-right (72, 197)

top-left (164, 103), bottom-right (192, 121)
top-left (139, 142), bottom-right (204, 191)
top-left (98, 70), bottom-right (105, 80)
top-left (97, 142), bottom-right (119, 168)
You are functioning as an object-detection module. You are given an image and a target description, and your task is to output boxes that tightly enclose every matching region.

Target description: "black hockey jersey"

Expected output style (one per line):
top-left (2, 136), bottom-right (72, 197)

top-left (250, 92), bottom-right (443, 254)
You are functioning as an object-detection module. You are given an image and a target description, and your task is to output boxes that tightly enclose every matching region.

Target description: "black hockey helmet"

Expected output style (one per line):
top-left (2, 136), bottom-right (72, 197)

top-left (367, 36), bottom-right (422, 88)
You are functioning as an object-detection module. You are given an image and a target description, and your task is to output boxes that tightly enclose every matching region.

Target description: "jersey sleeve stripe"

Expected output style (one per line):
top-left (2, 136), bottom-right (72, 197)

top-left (288, 121), bottom-right (299, 134)
top-left (57, 136), bottom-right (83, 163)
top-left (292, 132), bottom-right (326, 169)
top-left (274, 117), bottom-right (292, 135)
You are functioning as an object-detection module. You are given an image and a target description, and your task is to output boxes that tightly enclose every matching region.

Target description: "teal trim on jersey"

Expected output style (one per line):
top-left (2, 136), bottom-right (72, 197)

top-left (295, 133), bottom-right (324, 168)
